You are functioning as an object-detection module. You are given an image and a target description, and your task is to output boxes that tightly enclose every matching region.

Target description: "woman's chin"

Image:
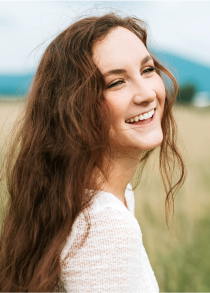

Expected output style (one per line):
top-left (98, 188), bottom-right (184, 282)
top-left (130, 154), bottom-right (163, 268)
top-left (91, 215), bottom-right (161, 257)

top-left (136, 132), bottom-right (163, 151)
top-left (110, 129), bottom-right (164, 153)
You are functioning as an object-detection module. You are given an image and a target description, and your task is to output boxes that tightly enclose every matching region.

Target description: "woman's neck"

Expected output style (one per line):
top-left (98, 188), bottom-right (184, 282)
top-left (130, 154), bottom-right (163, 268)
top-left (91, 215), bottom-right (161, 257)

top-left (101, 149), bottom-right (142, 205)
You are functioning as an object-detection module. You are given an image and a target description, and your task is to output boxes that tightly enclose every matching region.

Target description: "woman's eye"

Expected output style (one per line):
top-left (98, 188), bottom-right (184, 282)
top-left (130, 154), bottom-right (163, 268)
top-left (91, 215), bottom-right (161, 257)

top-left (107, 80), bottom-right (124, 89)
top-left (142, 66), bottom-right (156, 74)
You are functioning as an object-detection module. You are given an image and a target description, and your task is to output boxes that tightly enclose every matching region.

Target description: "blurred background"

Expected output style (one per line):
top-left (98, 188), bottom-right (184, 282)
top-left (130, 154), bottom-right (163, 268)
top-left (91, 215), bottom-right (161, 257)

top-left (0, 1), bottom-right (210, 292)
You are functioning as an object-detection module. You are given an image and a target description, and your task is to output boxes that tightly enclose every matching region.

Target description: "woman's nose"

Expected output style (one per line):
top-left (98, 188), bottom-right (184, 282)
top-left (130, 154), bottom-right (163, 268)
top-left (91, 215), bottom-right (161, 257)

top-left (132, 77), bottom-right (156, 105)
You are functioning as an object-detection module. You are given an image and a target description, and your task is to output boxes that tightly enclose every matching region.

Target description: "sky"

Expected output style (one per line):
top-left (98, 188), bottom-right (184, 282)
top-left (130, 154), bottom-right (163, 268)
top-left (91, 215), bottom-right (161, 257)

top-left (1, 1), bottom-right (210, 74)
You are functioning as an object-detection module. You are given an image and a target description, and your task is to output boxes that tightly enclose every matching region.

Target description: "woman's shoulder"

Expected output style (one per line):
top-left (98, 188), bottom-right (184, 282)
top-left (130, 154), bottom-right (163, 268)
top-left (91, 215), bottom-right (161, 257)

top-left (60, 187), bottom-right (141, 263)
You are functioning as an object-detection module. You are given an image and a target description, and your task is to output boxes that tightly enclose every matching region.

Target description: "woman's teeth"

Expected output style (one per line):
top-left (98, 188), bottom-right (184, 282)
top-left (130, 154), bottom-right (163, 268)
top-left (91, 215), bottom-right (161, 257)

top-left (126, 109), bottom-right (155, 123)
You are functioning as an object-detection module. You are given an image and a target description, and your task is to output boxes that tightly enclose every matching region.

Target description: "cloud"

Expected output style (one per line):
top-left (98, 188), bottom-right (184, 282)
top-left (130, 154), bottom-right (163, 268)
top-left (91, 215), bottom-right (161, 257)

top-left (1, 1), bottom-right (210, 73)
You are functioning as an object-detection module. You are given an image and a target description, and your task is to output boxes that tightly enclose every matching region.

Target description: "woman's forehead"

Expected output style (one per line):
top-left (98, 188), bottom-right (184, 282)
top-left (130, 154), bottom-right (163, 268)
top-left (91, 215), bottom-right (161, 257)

top-left (92, 26), bottom-right (149, 74)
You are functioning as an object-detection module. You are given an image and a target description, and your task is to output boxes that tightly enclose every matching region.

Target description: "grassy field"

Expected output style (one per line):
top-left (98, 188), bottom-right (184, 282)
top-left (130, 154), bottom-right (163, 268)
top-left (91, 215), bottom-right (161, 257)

top-left (134, 106), bottom-right (210, 292)
top-left (0, 99), bottom-right (210, 292)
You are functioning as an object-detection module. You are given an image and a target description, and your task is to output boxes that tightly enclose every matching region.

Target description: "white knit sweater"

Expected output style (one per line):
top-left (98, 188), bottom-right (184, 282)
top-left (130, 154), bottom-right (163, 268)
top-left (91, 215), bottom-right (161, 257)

top-left (59, 184), bottom-right (159, 292)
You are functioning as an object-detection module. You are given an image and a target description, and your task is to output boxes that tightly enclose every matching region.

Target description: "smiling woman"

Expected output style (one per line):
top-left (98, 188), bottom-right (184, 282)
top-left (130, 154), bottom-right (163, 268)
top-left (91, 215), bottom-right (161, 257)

top-left (0, 13), bottom-right (185, 292)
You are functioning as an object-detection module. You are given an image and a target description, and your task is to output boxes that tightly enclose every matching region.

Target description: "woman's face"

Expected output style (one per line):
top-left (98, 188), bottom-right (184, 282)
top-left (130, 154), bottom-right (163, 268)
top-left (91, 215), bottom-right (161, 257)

top-left (92, 26), bottom-right (166, 154)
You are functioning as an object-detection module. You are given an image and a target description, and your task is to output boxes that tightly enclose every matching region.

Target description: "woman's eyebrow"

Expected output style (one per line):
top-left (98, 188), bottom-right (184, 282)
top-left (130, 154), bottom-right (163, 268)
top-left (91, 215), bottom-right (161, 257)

top-left (103, 69), bottom-right (126, 78)
top-left (141, 55), bottom-right (153, 66)
top-left (103, 55), bottom-right (153, 78)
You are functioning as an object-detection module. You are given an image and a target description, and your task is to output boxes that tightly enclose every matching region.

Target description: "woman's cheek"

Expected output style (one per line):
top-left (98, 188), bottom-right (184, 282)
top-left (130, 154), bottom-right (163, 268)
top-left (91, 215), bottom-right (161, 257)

top-left (105, 90), bottom-right (128, 121)
top-left (156, 76), bottom-right (166, 102)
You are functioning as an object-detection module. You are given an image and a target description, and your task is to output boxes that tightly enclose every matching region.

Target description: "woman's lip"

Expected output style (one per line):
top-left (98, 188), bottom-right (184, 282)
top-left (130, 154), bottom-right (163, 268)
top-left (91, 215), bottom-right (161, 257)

top-left (125, 108), bottom-right (156, 127)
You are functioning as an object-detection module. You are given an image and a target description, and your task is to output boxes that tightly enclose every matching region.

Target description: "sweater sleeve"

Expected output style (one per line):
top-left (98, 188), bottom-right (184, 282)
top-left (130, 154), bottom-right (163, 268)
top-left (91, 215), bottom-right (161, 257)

top-left (60, 205), bottom-right (145, 293)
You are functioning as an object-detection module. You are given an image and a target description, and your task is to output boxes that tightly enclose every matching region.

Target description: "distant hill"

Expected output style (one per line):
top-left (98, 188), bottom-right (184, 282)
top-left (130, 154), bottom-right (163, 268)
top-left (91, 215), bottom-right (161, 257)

top-left (0, 51), bottom-right (210, 97)
top-left (154, 51), bottom-right (210, 93)
top-left (0, 73), bottom-right (34, 97)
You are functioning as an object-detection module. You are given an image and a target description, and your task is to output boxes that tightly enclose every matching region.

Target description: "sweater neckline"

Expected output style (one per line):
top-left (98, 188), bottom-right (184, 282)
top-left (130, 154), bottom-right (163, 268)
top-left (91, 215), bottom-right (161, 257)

top-left (93, 189), bottom-right (130, 211)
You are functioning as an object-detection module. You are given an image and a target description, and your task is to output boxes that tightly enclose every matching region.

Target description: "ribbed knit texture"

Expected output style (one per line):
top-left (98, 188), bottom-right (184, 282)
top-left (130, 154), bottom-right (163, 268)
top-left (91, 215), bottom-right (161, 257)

top-left (59, 184), bottom-right (159, 292)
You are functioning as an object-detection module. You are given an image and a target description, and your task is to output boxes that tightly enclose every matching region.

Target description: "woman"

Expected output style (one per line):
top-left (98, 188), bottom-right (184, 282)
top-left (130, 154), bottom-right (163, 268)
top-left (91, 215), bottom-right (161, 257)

top-left (0, 13), bottom-right (185, 292)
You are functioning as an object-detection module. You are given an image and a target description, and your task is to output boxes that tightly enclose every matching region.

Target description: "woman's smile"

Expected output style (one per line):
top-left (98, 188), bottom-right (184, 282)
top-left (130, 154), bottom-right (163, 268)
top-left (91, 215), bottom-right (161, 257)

top-left (125, 108), bottom-right (155, 125)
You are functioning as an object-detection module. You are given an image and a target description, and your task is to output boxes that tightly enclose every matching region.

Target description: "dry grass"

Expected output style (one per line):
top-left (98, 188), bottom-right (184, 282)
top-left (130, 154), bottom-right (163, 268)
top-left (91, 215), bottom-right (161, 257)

top-left (0, 99), bottom-right (26, 229)
top-left (0, 99), bottom-right (25, 148)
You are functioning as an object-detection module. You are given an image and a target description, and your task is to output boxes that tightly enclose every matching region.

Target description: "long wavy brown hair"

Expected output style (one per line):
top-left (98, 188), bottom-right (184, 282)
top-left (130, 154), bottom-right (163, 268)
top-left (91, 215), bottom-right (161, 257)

top-left (0, 13), bottom-right (185, 291)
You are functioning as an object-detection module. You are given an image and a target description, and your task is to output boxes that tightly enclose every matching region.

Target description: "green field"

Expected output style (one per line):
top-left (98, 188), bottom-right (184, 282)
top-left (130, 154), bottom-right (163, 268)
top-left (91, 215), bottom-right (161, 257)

top-left (0, 100), bottom-right (210, 292)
